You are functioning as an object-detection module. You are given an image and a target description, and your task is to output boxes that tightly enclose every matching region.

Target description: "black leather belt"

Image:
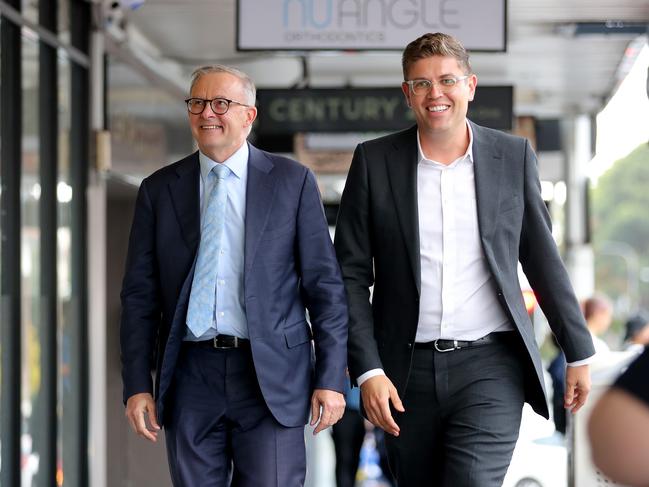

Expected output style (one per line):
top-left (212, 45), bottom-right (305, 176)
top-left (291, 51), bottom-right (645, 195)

top-left (415, 332), bottom-right (512, 352)
top-left (185, 334), bottom-right (250, 349)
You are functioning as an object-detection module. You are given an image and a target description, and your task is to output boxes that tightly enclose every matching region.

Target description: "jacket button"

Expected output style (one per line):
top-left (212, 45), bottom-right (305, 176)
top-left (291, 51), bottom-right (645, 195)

top-left (407, 342), bottom-right (413, 349)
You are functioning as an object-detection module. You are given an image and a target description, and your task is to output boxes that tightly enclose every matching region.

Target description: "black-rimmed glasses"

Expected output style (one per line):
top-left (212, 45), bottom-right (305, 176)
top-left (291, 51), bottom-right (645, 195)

top-left (185, 97), bottom-right (251, 115)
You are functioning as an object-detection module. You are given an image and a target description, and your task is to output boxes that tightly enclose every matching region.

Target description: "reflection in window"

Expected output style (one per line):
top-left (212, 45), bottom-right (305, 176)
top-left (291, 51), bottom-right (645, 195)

top-left (108, 56), bottom-right (193, 179)
top-left (58, 0), bottom-right (71, 45)
top-left (57, 50), bottom-right (74, 487)
top-left (21, 0), bottom-right (39, 25)
top-left (20, 33), bottom-right (42, 485)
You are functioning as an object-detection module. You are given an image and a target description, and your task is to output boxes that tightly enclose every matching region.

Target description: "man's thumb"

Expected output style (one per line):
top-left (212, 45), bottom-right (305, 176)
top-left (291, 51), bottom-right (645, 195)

top-left (391, 388), bottom-right (405, 412)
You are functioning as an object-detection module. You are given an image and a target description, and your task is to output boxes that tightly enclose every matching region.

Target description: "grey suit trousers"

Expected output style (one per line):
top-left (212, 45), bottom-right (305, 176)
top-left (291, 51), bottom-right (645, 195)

top-left (385, 333), bottom-right (525, 487)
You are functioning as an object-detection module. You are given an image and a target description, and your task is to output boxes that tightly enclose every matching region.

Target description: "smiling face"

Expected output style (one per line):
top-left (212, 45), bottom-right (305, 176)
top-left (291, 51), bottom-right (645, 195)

top-left (188, 72), bottom-right (257, 162)
top-left (401, 55), bottom-right (476, 140)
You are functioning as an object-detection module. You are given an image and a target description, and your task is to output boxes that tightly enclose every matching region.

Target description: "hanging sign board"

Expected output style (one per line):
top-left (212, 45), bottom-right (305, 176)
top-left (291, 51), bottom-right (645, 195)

top-left (237, 0), bottom-right (507, 52)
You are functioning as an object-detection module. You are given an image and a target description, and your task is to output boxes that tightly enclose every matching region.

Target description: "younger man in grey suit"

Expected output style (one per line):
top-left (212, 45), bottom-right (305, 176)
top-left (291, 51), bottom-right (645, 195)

top-left (334, 33), bottom-right (595, 486)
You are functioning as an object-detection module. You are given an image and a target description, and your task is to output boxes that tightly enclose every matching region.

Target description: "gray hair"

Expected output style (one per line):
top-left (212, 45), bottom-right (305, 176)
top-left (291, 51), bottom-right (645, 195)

top-left (189, 65), bottom-right (256, 105)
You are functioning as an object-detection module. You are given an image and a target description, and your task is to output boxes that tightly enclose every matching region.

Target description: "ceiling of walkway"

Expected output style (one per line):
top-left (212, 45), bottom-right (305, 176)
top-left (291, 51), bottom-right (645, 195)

top-left (117, 0), bottom-right (649, 118)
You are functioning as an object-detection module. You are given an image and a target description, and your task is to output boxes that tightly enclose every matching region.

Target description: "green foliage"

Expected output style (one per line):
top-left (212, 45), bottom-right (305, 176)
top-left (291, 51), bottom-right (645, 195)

top-left (592, 142), bottom-right (649, 310)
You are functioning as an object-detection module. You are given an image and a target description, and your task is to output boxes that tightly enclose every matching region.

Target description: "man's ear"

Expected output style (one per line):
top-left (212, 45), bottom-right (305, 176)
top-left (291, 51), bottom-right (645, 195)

top-left (467, 74), bottom-right (478, 102)
top-left (245, 106), bottom-right (258, 127)
top-left (401, 82), bottom-right (411, 108)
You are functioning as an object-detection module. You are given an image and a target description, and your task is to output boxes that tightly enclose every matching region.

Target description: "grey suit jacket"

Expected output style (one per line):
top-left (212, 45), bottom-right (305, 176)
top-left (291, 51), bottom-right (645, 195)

top-left (334, 121), bottom-right (594, 418)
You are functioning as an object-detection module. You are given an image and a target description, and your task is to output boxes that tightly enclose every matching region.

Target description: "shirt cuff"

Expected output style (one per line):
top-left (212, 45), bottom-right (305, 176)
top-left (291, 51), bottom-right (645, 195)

top-left (567, 354), bottom-right (595, 367)
top-left (356, 368), bottom-right (386, 386)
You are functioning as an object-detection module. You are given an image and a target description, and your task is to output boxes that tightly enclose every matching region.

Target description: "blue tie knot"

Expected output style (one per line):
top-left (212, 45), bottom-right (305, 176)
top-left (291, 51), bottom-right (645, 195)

top-left (213, 163), bottom-right (230, 181)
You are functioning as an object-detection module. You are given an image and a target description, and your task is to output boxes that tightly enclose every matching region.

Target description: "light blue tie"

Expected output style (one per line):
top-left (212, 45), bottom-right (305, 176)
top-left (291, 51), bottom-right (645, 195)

top-left (186, 163), bottom-right (230, 338)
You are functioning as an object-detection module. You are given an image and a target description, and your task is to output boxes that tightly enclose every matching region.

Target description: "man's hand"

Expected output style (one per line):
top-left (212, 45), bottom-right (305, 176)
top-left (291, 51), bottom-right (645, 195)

top-left (125, 392), bottom-right (161, 442)
top-left (565, 364), bottom-right (591, 414)
top-left (310, 389), bottom-right (346, 435)
top-left (360, 375), bottom-right (404, 436)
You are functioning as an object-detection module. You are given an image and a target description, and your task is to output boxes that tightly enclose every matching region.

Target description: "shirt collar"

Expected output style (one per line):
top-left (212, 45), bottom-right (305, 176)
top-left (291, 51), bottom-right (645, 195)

top-left (198, 141), bottom-right (249, 181)
top-left (416, 120), bottom-right (474, 166)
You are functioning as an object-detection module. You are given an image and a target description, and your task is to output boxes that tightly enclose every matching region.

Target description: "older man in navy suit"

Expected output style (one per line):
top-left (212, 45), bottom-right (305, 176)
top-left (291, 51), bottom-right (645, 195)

top-left (120, 65), bottom-right (347, 486)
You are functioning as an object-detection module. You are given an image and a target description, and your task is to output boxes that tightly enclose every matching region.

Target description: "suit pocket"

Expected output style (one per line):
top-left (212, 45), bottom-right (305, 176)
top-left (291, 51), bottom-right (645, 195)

top-left (499, 195), bottom-right (521, 214)
top-left (284, 321), bottom-right (312, 348)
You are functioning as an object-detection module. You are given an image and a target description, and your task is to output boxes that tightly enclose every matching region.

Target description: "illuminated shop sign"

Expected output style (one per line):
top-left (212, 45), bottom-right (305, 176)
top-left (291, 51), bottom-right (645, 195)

top-left (237, 0), bottom-right (507, 51)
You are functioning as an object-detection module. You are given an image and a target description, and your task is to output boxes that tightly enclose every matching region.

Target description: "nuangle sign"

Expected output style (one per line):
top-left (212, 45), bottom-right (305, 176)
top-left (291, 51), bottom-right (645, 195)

top-left (237, 0), bottom-right (506, 51)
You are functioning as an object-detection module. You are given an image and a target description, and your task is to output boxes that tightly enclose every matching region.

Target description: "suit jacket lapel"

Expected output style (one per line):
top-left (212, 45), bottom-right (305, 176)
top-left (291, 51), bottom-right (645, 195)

top-left (385, 126), bottom-right (421, 293)
top-left (169, 152), bottom-right (201, 254)
top-left (244, 143), bottom-right (277, 278)
top-left (471, 121), bottom-right (503, 243)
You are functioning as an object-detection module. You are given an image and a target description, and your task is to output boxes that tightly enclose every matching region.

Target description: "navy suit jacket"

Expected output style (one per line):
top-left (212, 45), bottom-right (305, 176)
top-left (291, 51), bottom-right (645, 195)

top-left (120, 143), bottom-right (348, 427)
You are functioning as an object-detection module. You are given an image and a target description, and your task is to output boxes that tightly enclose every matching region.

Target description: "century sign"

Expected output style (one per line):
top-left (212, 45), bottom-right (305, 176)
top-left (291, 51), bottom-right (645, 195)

top-left (237, 0), bottom-right (506, 51)
top-left (255, 86), bottom-right (513, 134)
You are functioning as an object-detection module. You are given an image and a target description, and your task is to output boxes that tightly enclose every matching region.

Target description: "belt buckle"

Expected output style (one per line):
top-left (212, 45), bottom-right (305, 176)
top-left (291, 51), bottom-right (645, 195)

top-left (213, 335), bottom-right (237, 349)
top-left (434, 339), bottom-right (460, 352)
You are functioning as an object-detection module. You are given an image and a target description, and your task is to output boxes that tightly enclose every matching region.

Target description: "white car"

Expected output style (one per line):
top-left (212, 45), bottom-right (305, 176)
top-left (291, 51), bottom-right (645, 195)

top-left (502, 404), bottom-right (567, 487)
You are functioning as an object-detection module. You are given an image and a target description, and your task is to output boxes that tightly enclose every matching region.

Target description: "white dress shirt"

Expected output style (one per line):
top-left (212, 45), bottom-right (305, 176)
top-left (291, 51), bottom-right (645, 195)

top-left (415, 124), bottom-right (513, 342)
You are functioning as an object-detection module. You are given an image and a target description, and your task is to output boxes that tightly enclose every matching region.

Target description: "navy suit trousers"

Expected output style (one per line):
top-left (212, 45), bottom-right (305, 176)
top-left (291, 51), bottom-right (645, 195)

top-left (164, 345), bottom-right (306, 487)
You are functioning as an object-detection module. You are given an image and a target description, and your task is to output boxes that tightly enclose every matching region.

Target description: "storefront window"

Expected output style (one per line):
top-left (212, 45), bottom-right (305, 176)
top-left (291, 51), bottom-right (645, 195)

top-left (1, 3), bottom-right (89, 484)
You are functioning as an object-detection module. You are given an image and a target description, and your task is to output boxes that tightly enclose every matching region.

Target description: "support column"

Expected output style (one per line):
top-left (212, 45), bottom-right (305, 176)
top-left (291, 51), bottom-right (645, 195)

top-left (562, 114), bottom-right (595, 300)
top-left (88, 21), bottom-right (108, 487)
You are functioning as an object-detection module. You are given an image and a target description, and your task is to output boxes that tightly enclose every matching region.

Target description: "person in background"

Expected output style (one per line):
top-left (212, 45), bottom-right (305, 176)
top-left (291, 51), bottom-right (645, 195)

top-left (331, 385), bottom-right (365, 487)
top-left (120, 64), bottom-right (347, 486)
top-left (331, 383), bottom-right (394, 487)
top-left (589, 346), bottom-right (649, 486)
top-left (623, 312), bottom-right (649, 352)
top-left (549, 293), bottom-right (612, 434)
top-left (334, 32), bottom-right (595, 487)
top-left (583, 294), bottom-right (613, 354)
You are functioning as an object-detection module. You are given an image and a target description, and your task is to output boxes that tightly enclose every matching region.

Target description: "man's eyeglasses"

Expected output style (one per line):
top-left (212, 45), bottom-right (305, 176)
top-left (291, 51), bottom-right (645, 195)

top-left (185, 97), bottom-right (251, 115)
top-left (404, 76), bottom-right (470, 96)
